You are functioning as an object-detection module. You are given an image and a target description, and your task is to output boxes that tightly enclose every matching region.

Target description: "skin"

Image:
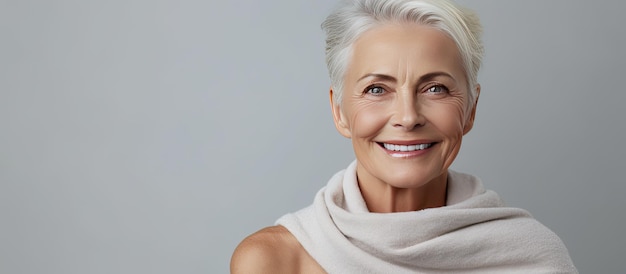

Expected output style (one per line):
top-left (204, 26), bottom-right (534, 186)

top-left (230, 226), bottom-right (325, 274)
top-left (231, 22), bottom-right (479, 273)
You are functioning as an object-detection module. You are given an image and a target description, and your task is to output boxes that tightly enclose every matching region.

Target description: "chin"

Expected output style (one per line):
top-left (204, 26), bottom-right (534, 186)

top-left (381, 168), bottom-right (446, 189)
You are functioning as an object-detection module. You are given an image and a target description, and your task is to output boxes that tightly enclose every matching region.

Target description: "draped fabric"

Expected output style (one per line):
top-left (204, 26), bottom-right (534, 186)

top-left (276, 161), bottom-right (577, 273)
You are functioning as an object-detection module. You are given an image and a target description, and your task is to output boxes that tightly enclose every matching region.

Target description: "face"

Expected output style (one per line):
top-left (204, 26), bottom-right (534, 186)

top-left (331, 23), bottom-right (479, 190)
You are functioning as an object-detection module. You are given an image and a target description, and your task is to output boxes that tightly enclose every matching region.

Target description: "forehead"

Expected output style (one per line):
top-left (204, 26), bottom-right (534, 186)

top-left (347, 23), bottom-right (465, 82)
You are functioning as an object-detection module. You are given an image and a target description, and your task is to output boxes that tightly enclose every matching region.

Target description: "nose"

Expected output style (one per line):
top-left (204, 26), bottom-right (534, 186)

top-left (392, 93), bottom-right (424, 130)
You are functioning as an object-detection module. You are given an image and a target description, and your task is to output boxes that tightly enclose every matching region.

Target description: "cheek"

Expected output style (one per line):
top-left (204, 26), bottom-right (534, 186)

top-left (426, 100), bottom-right (467, 138)
top-left (346, 101), bottom-right (388, 139)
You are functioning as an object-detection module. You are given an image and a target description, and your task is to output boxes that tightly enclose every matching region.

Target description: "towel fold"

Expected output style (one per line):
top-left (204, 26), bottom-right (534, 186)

top-left (276, 161), bottom-right (577, 273)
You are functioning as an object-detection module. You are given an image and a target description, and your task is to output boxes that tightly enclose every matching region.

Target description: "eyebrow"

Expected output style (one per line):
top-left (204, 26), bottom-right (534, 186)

top-left (357, 71), bottom-right (455, 83)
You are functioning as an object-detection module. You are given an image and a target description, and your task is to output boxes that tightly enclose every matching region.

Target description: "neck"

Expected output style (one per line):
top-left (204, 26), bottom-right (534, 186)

top-left (357, 169), bottom-right (448, 213)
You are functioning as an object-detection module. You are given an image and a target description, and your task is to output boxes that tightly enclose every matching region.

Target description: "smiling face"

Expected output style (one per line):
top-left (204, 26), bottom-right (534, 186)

top-left (331, 23), bottom-right (479, 191)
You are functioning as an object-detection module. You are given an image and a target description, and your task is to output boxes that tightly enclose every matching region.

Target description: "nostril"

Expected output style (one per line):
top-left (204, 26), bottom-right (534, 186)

top-left (394, 115), bottom-right (424, 130)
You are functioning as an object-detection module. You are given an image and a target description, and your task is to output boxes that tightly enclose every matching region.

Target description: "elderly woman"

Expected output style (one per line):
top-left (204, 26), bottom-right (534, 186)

top-left (232, 0), bottom-right (577, 273)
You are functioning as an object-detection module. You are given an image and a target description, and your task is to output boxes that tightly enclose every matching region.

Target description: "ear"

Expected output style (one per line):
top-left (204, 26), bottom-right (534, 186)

top-left (329, 88), bottom-right (351, 138)
top-left (463, 84), bottom-right (480, 135)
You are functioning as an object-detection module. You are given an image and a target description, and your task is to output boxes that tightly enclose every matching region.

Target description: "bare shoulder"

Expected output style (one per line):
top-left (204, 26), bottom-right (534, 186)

top-left (230, 225), bottom-right (324, 274)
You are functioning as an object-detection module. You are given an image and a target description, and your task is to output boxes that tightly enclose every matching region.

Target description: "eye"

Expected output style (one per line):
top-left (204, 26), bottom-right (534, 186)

top-left (426, 85), bottom-right (449, 94)
top-left (365, 86), bottom-right (385, 95)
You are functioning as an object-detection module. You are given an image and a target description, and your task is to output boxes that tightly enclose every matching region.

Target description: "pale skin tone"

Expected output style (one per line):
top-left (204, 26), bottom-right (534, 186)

top-left (231, 23), bottom-right (479, 273)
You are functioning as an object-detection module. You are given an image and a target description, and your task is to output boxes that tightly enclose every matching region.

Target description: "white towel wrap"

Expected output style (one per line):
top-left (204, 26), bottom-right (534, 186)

top-left (276, 161), bottom-right (577, 273)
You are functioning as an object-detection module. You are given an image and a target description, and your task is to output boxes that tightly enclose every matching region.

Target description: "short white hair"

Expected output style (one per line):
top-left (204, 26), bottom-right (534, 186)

top-left (322, 0), bottom-right (483, 112)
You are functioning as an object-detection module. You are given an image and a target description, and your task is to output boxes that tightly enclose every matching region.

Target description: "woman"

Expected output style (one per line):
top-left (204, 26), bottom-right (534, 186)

top-left (232, 0), bottom-right (577, 273)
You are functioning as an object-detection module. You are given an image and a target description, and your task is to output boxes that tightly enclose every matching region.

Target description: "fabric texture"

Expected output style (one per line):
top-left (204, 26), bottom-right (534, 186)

top-left (276, 161), bottom-right (577, 273)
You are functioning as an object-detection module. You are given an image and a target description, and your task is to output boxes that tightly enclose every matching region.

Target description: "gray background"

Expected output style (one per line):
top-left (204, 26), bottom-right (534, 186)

top-left (1, 0), bottom-right (624, 273)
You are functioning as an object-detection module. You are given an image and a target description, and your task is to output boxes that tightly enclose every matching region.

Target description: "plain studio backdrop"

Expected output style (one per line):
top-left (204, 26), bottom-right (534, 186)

top-left (1, 0), bottom-right (624, 273)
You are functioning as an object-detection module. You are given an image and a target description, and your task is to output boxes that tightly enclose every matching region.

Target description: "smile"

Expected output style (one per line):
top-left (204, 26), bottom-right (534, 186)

top-left (378, 142), bottom-right (434, 152)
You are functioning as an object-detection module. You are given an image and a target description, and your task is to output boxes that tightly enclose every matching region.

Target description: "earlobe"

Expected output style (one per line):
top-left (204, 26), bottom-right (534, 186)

top-left (463, 84), bottom-right (481, 135)
top-left (329, 89), bottom-right (351, 138)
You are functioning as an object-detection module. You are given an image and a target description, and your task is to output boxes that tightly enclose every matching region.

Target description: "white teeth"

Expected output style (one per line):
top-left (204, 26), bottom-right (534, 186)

top-left (383, 143), bottom-right (432, 151)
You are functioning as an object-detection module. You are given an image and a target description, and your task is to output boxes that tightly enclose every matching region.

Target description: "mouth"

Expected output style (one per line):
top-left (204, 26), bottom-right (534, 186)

top-left (375, 141), bottom-right (437, 157)
top-left (378, 142), bottom-right (434, 152)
